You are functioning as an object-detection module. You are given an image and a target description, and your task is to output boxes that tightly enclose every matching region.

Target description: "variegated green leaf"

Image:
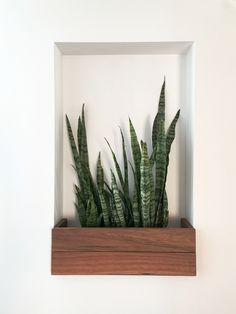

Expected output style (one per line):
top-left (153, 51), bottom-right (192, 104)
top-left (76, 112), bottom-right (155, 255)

top-left (149, 164), bottom-right (155, 227)
top-left (81, 104), bottom-right (89, 170)
top-left (129, 161), bottom-right (141, 226)
top-left (152, 79), bottom-right (165, 150)
top-left (111, 171), bottom-right (126, 227)
top-left (86, 197), bottom-right (99, 227)
top-left (105, 138), bottom-right (124, 188)
top-left (74, 184), bottom-right (87, 227)
top-left (166, 109), bottom-right (180, 164)
top-left (156, 189), bottom-right (168, 227)
top-left (140, 141), bottom-right (151, 227)
top-left (132, 187), bottom-right (140, 227)
top-left (66, 114), bottom-right (80, 170)
top-left (162, 190), bottom-right (169, 227)
top-left (96, 153), bottom-right (110, 227)
top-left (120, 128), bottom-right (133, 224)
top-left (129, 118), bottom-right (141, 183)
top-left (66, 115), bottom-right (88, 199)
top-left (77, 116), bottom-right (82, 154)
top-left (109, 194), bottom-right (120, 227)
top-left (152, 80), bottom-right (167, 214)
top-left (155, 120), bottom-right (167, 211)
top-left (120, 128), bottom-right (129, 199)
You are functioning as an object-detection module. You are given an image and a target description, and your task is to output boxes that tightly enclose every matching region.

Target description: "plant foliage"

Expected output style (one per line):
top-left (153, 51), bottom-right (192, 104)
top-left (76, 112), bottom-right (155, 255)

top-left (66, 80), bottom-right (180, 227)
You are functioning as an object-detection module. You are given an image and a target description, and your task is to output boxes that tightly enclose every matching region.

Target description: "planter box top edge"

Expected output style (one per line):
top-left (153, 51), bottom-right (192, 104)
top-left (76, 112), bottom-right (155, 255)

top-left (53, 218), bottom-right (194, 229)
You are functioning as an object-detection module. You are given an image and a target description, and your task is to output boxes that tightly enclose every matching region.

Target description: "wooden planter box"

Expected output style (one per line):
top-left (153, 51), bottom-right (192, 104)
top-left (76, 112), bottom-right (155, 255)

top-left (52, 218), bottom-right (196, 276)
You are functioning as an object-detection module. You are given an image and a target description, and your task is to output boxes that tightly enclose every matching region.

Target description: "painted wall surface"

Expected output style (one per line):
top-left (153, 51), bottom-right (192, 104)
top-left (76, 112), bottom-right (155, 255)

top-left (1, 1), bottom-right (236, 314)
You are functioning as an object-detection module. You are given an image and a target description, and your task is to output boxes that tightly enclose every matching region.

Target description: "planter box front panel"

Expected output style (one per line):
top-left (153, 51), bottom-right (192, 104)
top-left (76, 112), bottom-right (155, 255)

top-left (51, 218), bottom-right (196, 276)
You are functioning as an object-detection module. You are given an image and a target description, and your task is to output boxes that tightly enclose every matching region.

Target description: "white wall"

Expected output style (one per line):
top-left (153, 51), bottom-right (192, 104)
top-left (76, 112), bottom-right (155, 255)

top-left (1, 1), bottom-right (236, 314)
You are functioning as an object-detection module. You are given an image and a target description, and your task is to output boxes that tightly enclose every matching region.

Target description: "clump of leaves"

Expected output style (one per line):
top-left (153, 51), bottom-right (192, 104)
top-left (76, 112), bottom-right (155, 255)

top-left (66, 80), bottom-right (180, 227)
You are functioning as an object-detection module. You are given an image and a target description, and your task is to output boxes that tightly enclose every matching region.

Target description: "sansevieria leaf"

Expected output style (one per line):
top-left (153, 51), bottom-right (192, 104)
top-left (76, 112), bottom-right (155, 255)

top-left (140, 141), bottom-right (151, 227)
top-left (77, 116), bottom-right (82, 154)
top-left (166, 109), bottom-right (180, 164)
top-left (74, 184), bottom-right (87, 227)
top-left (96, 153), bottom-right (110, 227)
top-left (129, 118), bottom-right (141, 185)
top-left (129, 161), bottom-right (140, 227)
top-left (120, 128), bottom-right (129, 200)
top-left (80, 104), bottom-right (89, 170)
top-left (66, 114), bottom-right (80, 171)
top-left (155, 119), bottom-right (167, 214)
top-left (152, 79), bottom-right (165, 150)
top-left (111, 171), bottom-right (126, 227)
top-left (162, 189), bottom-right (169, 227)
top-left (109, 195), bottom-right (120, 227)
top-left (156, 189), bottom-right (169, 227)
top-left (105, 138), bottom-right (124, 188)
top-left (86, 197), bottom-right (99, 227)
top-left (66, 114), bottom-right (88, 199)
top-left (152, 80), bottom-right (167, 218)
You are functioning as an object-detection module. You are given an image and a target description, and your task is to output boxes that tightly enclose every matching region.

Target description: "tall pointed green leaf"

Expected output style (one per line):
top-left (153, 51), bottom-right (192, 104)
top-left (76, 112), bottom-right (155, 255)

top-left (66, 114), bottom-right (80, 170)
top-left (77, 116), bottom-right (82, 154)
top-left (129, 161), bottom-right (141, 226)
top-left (86, 197), bottom-right (99, 227)
top-left (120, 128), bottom-right (129, 198)
top-left (81, 104), bottom-right (89, 170)
top-left (109, 195), bottom-right (121, 227)
top-left (162, 190), bottom-right (169, 227)
top-left (155, 120), bottom-right (167, 212)
top-left (159, 109), bottom-right (180, 223)
top-left (140, 141), bottom-right (151, 227)
top-left (152, 80), bottom-right (167, 218)
top-left (74, 184), bottom-right (87, 227)
top-left (120, 128), bottom-right (133, 224)
top-left (88, 169), bottom-right (102, 214)
top-left (166, 109), bottom-right (180, 163)
top-left (132, 186), bottom-right (140, 227)
top-left (105, 138), bottom-right (131, 223)
top-left (149, 164), bottom-right (155, 227)
top-left (96, 153), bottom-right (110, 227)
top-left (105, 138), bottom-right (124, 188)
top-left (66, 115), bottom-right (87, 199)
top-left (111, 171), bottom-right (126, 227)
top-left (152, 79), bottom-right (165, 150)
top-left (156, 189), bottom-right (168, 227)
top-left (129, 118), bottom-right (141, 183)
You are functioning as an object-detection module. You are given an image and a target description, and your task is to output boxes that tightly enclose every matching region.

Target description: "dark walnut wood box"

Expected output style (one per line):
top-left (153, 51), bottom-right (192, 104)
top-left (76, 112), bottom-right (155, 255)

top-left (51, 218), bottom-right (196, 276)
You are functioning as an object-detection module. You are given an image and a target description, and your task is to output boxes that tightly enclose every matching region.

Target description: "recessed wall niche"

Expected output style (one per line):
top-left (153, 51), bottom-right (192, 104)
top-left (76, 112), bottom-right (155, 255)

top-left (54, 42), bottom-right (194, 227)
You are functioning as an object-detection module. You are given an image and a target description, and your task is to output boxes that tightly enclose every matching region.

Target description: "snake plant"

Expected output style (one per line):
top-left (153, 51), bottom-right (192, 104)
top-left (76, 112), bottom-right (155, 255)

top-left (66, 80), bottom-right (180, 227)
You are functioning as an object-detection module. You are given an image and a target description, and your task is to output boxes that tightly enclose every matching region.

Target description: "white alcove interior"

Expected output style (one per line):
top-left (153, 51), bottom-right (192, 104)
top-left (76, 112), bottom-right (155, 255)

top-left (54, 42), bottom-right (194, 226)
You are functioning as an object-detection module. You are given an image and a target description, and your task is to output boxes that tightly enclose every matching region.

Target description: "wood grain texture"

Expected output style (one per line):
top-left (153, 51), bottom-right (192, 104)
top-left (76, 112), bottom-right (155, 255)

top-left (52, 227), bottom-right (195, 253)
top-left (51, 218), bottom-right (196, 276)
top-left (52, 252), bottom-right (196, 275)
